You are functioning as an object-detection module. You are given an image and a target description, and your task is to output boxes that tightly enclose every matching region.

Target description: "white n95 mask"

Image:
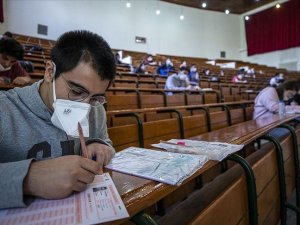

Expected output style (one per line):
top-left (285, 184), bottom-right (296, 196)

top-left (50, 64), bottom-right (91, 137)
top-left (0, 64), bottom-right (11, 72)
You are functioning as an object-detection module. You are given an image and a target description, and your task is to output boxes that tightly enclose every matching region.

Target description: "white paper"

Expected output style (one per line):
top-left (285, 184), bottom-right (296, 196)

top-left (152, 139), bottom-right (244, 161)
top-left (0, 173), bottom-right (128, 225)
top-left (105, 147), bottom-right (208, 186)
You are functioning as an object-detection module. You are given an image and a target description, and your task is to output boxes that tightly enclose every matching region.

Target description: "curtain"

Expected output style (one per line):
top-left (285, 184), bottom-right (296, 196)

top-left (245, 0), bottom-right (300, 56)
top-left (0, 0), bottom-right (3, 23)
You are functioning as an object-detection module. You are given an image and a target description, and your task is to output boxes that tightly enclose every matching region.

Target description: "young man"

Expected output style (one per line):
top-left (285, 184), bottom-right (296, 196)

top-left (0, 30), bottom-right (116, 209)
top-left (164, 67), bottom-right (193, 95)
top-left (0, 38), bottom-right (31, 85)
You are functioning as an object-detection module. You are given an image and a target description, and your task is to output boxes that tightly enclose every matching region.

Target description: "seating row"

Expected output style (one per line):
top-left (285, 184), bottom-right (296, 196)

top-left (113, 113), bottom-right (300, 225)
top-left (106, 101), bottom-right (254, 151)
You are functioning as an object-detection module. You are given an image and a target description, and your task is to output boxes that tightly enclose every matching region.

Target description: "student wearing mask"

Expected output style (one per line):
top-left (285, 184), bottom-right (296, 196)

top-left (188, 64), bottom-right (200, 89)
top-left (135, 54), bottom-right (158, 74)
top-left (253, 80), bottom-right (300, 119)
top-left (144, 54), bottom-right (157, 66)
top-left (0, 30), bottom-right (116, 209)
top-left (157, 58), bottom-right (175, 76)
top-left (232, 72), bottom-right (247, 83)
top-left (165, 67), bottom-right (192, 95)
top-left (179, 61), bottom-right (187, 70)
top-left (269, 73), bottom-right (284, 87)
top-left (0, 38), bottom-right (31, 85)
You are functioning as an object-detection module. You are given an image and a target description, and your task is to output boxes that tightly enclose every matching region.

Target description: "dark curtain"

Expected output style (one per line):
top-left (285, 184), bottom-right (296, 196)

top-left (245, 0), bottom-right (300, 56)
top-left (0, 0), bottom-right (3, 23)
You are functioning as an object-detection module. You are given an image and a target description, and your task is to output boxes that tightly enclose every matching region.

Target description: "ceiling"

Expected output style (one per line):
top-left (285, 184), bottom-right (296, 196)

top-left (161, 0), bottom-right (277, 14)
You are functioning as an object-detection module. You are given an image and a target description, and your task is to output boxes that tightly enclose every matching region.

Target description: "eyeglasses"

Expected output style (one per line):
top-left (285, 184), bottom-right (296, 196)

top-left (61, 75), bottom-right (106, 105)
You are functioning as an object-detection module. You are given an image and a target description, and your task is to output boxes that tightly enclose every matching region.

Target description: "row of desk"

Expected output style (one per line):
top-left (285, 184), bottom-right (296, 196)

top-left (106, 113), bottom-right (300, 225)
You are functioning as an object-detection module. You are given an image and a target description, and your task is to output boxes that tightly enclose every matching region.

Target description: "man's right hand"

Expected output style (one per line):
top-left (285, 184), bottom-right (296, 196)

top-left (23, 155), bottom-right (101, 199)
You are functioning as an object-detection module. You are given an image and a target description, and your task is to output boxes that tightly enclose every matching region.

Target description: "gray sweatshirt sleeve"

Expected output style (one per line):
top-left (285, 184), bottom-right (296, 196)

top-left (89, 105), bottom-right (115, 155)
top-left (0, 159), bottom-right (34, 209)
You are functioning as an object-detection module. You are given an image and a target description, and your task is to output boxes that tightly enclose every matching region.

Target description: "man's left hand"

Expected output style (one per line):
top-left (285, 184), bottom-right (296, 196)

top-left (86, 143), bottom-right (114, 173)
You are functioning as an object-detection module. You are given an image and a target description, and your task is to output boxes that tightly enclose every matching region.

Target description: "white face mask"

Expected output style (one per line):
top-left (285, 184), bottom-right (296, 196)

top-left (50, 63), bottom-right (91, 137)
top-left (166, 59), bottom-right (173, 67)
top-left (191, 67), bottom-right (197, 73)
top-left (0, 63), bottom-right (11, 72)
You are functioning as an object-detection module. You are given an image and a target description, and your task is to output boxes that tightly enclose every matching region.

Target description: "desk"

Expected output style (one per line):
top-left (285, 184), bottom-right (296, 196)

top-left (107, 113), bottom-right (299, 224)
top-left (0, 83), bottom-right (22, 90)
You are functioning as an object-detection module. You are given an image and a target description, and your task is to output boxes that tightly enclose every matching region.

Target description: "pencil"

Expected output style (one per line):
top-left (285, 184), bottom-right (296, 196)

top-left (78, 122), bottom-right (89, 159)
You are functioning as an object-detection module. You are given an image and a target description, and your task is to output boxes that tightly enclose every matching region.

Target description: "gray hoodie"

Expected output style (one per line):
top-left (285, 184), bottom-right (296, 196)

top-left (0, 81), bottom-right (114, 209)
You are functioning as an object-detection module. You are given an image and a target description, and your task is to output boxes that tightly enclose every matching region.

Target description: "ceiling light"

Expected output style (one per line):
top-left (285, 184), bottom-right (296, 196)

top-left (156, 10), bottom-right (160, 15)
top-left (202, 2), bottom-right (207, 8)
top-left (225, 9), bottom-right (230, 14)
top-left (276, 3), bottom-right (280, 8)
top-left (245, 16), bottom-right (250, 20)
top-left (126, 2), bottom-right (131, 8)
top-left (180, 15), bottom-right (184, 20)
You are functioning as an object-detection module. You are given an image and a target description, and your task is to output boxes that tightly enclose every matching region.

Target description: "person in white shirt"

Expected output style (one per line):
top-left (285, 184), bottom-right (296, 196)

top-left (253, 80), bottom-right (299, 119)
top-left (269, 73), bottom-right (284, 87)
top-left (165, 68), bottom-right (192, 95)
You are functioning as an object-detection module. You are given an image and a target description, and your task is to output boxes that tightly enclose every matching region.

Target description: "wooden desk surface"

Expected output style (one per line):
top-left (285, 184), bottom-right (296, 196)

top-left (0, 83), bottom-right (21, 90)
top-left (107, 113), bottom-right (299, 224)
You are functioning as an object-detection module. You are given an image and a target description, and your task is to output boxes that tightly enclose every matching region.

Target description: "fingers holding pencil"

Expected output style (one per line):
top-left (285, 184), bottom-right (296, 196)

top-left (78, 122), bottom-right (89, 159)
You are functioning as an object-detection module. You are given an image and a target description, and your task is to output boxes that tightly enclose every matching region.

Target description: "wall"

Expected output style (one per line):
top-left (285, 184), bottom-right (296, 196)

top-left (0, 0), bottom-right (241, 60)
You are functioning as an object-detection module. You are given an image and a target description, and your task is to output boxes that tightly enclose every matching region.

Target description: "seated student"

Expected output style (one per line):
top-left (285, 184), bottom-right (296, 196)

top-left (253, 80), bottom-right (299, 119)
top-left (269, 73), bottom-right (284, 87)
top-left (232, 71), bottom-right (247, 83)
top-left (144, 54), bottom-right (157, 66)
top-left (135, 62), bottom-right (148, 74)
top-left (245, 67), bottom-right (255, 78)
top-left (135, 54), bottom-right (157, 74)
top-left (179, 60), bottom-right (187, 70)
top-left (0, 31), bottom-right (13, 39)
top-left (220, 70), bottom-right (225, 77)
top-left (203, 68), bottom-right (210, 76)
top-left (0, 30), bottom-right (116, 209)
top-left (114, 52), bottom-right (122, 64)
top-left (157, 58), bottom-right (175, 76)
top-left (188, 64), bottom-right (200, 88)
top-left (165, 67), bottom-right (192, 95)
top-left (0, 38), bottom-right (31, 85)
top-left (19, 60), bottom-right (35, 73)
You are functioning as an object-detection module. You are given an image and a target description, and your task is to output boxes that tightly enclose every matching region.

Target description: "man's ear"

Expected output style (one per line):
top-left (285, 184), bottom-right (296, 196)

top-left (44, 61), bottom-right (55, 83)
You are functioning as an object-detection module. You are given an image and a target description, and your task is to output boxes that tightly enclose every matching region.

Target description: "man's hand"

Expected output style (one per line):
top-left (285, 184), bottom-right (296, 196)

top-left (23, 155), bottom-right (101, 199)
top-left (86, 143), bottom-right (114, 173)
top-left (186, 85), bottom-right (192, 90)
top-left (12, 76), bottom-right (31, 85)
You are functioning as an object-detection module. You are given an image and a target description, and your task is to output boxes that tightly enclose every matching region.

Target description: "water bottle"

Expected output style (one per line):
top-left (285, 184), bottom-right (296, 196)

top-left (278, 101), bottom-right (286, 116)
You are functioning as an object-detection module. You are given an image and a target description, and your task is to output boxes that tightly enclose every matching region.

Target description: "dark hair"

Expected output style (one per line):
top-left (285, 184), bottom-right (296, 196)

top-left (276, 80), bottom-right (299, 100)
top-left (3, 31), bottom-right (13, 38)
top-left (51, 30), bottom-right (116, 80)
top-left (0, 38), bottom-right (24, 60)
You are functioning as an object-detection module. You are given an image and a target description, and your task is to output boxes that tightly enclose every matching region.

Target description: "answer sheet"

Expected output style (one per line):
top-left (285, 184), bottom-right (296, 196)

top-left (0, 173), bottom-right (129, 225)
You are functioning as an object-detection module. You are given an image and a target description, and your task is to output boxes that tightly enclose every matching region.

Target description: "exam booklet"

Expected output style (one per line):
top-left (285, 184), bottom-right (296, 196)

top-left (105, 147), bottom-right (208, 185)
top-left (0, 173), bottom-right (129, 225)
top-left (152, 139), bottom-right (244, 161)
